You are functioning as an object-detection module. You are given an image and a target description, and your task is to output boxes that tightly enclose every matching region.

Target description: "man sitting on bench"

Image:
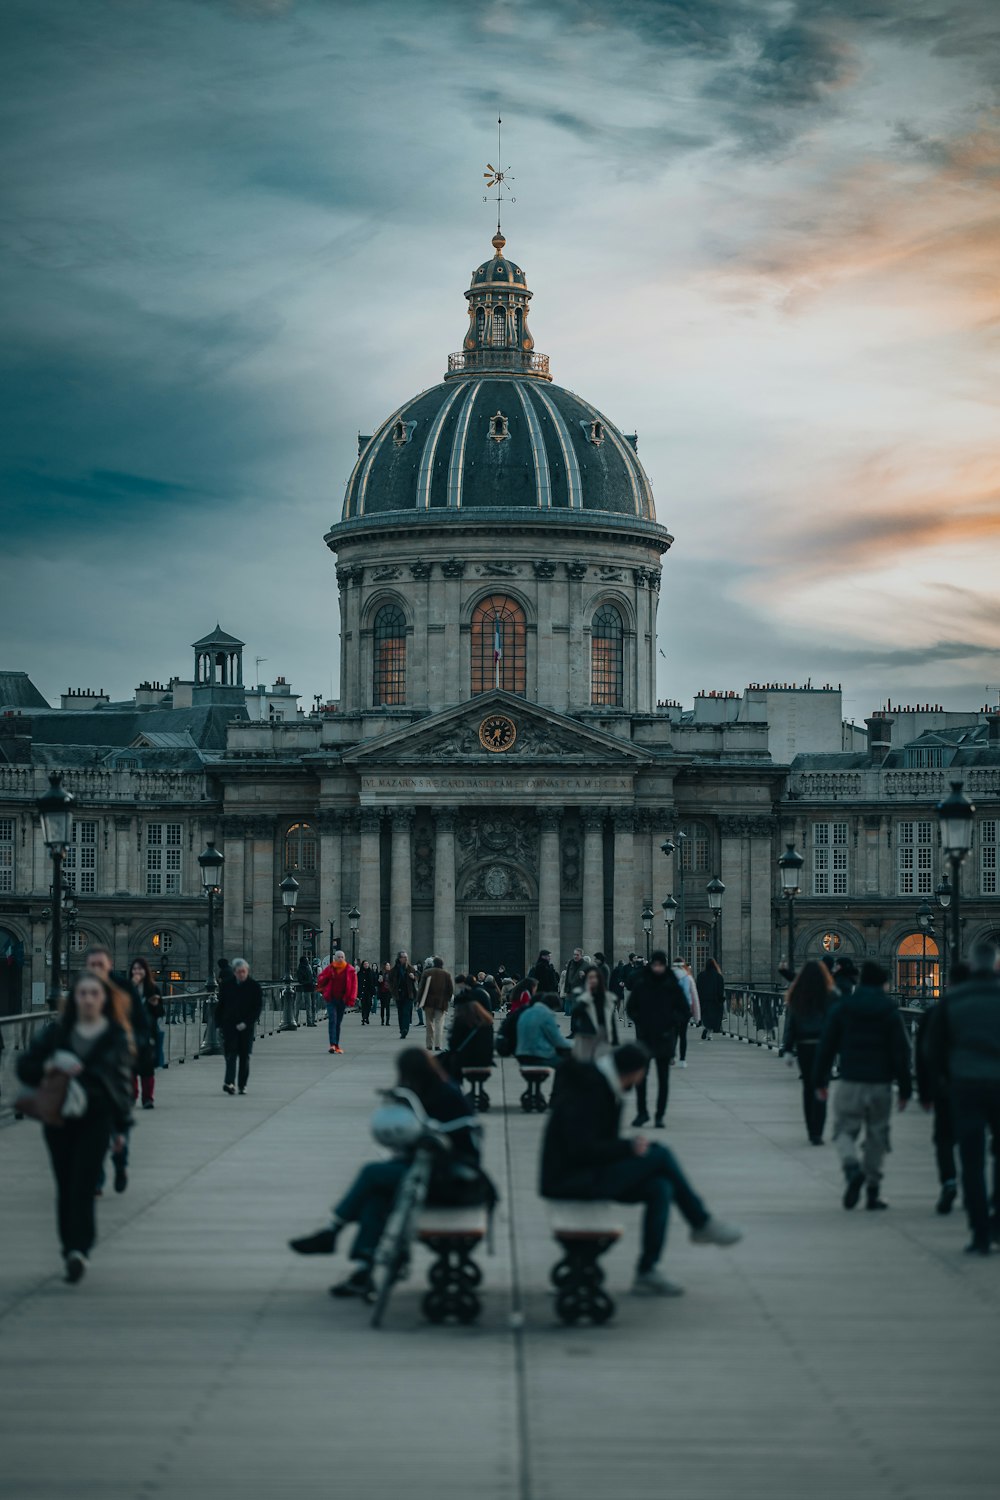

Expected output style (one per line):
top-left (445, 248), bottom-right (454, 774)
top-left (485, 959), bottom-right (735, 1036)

top-left (540, 1042), bottom-right (742, 1297)
top-left (516, 991), bottom-right (573, 1067)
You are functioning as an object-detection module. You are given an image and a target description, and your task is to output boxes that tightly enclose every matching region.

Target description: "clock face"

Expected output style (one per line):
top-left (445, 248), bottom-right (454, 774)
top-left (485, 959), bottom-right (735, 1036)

top-left (479, 713), bottom-right (517, 752)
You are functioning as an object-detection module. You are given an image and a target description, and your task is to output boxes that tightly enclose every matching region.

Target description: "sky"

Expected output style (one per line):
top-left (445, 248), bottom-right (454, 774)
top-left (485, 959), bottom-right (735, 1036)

top-left (1, 0), bottom-right (999, 722)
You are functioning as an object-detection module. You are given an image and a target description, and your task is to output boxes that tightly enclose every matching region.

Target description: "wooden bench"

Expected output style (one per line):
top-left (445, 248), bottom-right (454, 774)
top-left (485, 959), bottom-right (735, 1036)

top-left (546, 1201), bottom-right (625, 1325)
top-left (517, 1064), bottom-right (554, 1113)
top-left (460, 1066), bottom-right (493, 1112)
top-left (414, 1206), bottom-right (488, 1324)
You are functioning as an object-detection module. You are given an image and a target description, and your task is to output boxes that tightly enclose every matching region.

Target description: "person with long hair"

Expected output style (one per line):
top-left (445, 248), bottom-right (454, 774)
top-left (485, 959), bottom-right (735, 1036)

top-left (16, 972), bottom-right (134, 1283)
top-left (783, 960), bottom-right (836, 1144)
top-left (357, 960), bottom-right (378, 1025)
top-left (697, 957), bottom-right (726, 1040)
top-left (569, 964), bottom-right (619, 1062)
top-left (129, 957), bottom-right (163, 1106)
top-left (442, 991), bottom-right (494, 1078)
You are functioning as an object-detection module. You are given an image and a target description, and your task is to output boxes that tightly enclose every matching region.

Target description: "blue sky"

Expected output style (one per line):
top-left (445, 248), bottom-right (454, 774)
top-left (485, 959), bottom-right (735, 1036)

top-left (2, 0), bottom-right (999, 719)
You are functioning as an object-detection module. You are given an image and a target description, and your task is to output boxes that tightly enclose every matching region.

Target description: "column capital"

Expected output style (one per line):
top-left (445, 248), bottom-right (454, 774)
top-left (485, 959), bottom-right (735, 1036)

top-left (391, 806), bottom-right (416, 829)
top-left (433, 806), bottom-right (459, 833)
top-left (114, 814), bottom-right (133, 831)
top-left (358, 808), bottom-right (381, 835)
top-left (720, 815), bottom-right (774, 839)
top-left (245, 816), bottom-right (274, 839)
top-left (539, 809), bottom-right (562, 835)
top-left (316, 810), bottom-right (342, 836)
top-left (581, 808), bottom-right (605, 834)
top-left (611, 808), bottom-right (635, 832)
top-left (218, 814), bottom-right (246, 837)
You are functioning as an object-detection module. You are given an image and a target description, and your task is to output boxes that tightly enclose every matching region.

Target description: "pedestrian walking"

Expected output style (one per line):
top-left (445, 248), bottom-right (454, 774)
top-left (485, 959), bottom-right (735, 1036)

top-left (358, 960), bottom-right (378, 1025)
top-left (378, 962), bottom-right (393, 1026)
top-left (16, 971), bottom-right (134, 1284)
top-left (569, 964), bottom-right (619, 1062)
top-left (925, 940), bottom-right (1000, 1254)
top-left (129, 957), bottom-right (164, 1106)
top-left (296, 953), bottom-right (317, 1027)
top-left (697, 957), bottom-right (726, 1039)
top-left (626, 951), bottom-right (691, 1127)
top-left (672, 959), bottom-right (699, 1066)
top-left (915, 1000), bottom-right (959, 1216)
top-left (814, 961), bottom-right (912, 1210)
top-left (84, 945), bottom-right (151, 1195)
top-left (782, 960), bottom-right (836, 1145)
top-left (316, 950), bottom-right (358, 1054)
top-left (528, 949), bottom-right (560, 994)
top-left (215, 958), bottom-right (263, 1095)
top-left (388, 951), bottom-right (418, 1039)
top-left (419, 956), bottom-right (454, 1052)
top-left (561, 947), bottom-right (587, 1012)
top-left (540, 1044), bottom-right (742, 1297)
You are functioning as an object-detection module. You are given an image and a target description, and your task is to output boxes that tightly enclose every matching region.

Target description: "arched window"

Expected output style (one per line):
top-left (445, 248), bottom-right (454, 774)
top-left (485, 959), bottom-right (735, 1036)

top-left (471, 595), bottom-right (526, 696)
top-left (683, 921), bottom-right (711, 976)
top-left (821, 931), bottom-right (842, 952)
top-left (373, 603), bottom-right (406, 706)
top-left (284, 822), bottom-right (317, 875)
top-left (491, 305), bottom-right (507, 346)
top-left (591, 604), bottom-right (624, 706)
top-left (896, 932), bottom-right (940, 1003)
top-left (150, 929), bottom-right (187, 993)
top-left (514, 307), bottom-right (524, 345)
top-left (679, 822), bottom-right (711, 874)
top-left (475, 306), bottom-right (486, 343)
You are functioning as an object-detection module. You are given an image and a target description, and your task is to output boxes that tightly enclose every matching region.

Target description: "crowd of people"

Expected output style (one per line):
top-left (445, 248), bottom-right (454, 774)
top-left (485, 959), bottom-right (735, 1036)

top-left (15, 930), bottom-right (1000, 1289)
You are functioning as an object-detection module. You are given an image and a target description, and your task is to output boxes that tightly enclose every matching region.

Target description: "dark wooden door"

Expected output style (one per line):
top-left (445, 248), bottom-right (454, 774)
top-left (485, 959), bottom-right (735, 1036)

top-left (467, 916), bottom-right (525, 979)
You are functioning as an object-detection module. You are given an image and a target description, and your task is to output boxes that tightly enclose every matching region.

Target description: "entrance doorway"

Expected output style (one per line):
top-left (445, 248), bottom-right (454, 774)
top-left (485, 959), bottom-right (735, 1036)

top-left (468, 916), bottom-right (525, 978)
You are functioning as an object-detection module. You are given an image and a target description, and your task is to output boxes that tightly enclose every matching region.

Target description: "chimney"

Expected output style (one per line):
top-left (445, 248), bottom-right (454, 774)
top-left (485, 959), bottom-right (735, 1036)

top-left (866, 714), bottom-right (894, 765)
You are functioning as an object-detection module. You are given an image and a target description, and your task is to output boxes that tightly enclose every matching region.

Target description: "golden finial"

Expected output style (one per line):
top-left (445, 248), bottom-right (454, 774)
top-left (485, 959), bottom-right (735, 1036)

top-left (492, 230), bottom-right (506, 256)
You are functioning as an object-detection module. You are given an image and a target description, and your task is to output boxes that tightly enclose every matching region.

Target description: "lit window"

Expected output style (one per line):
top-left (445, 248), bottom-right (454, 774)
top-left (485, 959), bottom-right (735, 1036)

top-left (821, 931), bottom-right (842, 952)
top-left (591, 604), bottom-right (623, 707)
top-left (813, 823), bottom-right (849, 896)
top-left (373, 604), bottom-right (406, 706)
top-left (683, 922), bottom-right (711, 975)
top-left (896, 931), bottom-right (940, 1002)
top-left (284, 822), bottom-right (317, 875)
top-left (471, 595), bottom-right (526, 697)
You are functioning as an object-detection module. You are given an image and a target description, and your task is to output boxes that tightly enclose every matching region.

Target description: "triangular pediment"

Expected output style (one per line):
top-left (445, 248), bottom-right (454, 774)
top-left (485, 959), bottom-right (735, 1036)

top-left (343, 692), bottom-right (651, 768)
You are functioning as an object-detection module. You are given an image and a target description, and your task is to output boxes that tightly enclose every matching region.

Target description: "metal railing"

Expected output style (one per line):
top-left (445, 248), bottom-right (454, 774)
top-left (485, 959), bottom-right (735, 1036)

top-left (0, 981), bottom-right (302, 1121)
top-left (721, 986), bottom-right (787, 1047)
top-left (446, 349), bottom-right (551, 378)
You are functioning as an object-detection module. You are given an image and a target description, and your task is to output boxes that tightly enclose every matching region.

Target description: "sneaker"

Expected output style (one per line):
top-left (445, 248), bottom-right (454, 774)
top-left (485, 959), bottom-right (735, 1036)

top-left (113, 1161), bottom-right (128, 1195)
top-left (842, 1168), bottom-right (865, 1210)
top-left (690, 1217), bottom-right (743, 1247)
top-left (223, 1083), bottom-right (236, 1095)
top-left (333, 1046), bottom-right (344, 1055)
top-left (290, 1226), bottom-right (340, 1256)
top-left (865, 1194), bottom-right (889, 1211)
top-left (653, 1117), bottom-right (665, 1129)
top-left (328, 1046), bottom-right (337, 1054)
top-left (238, 1087), bottom-right (246, 1095)
top-left (936, 1182), bottom-right (958, 1216)
top-left (330, 1266), bottom-right (373, 1299)
top-left (631, 1111), bottom-right (650, 1127)
top-left (142, 1100), bottom-right (154, 1110)
top-left (631, 1269), bottom-right (685, 1297)
top-left (809, 1136), bottom-right (824, 1146)
top-left (963, 1239), bottom-right (990, 1256)
top-left (678, 1060), bottom-right (688, 1068)
top-left (65, 1251), bottom-right (87, 1285)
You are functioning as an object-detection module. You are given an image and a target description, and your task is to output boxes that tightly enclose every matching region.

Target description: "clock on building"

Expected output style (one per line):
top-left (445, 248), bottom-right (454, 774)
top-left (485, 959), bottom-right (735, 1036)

top-left (479, 713), bottom-right (517, 752)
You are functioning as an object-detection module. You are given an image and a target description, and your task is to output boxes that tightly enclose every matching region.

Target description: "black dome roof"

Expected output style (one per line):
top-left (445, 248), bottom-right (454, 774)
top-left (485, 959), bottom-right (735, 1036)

top-left (343, 377), bottom-right (655, 520)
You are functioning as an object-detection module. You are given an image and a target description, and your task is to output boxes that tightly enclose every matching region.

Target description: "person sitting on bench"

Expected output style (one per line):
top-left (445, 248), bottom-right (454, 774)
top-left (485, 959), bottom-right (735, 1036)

top-left (289, 1049), bottom-right (487, 1300)
top-left (441, 991), bottom-right (495, 1080)
top-left (540, 1042), bottom-right (742, 1297)
top-left (516, 992), bottom-right (572, 1067)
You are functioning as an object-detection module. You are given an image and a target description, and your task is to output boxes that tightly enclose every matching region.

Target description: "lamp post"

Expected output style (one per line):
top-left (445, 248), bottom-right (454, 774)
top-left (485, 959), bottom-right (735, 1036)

top-left (198, 840), bottom-right (225, 1055)
top-left (778, 842), bottom-right (804, 975)
top-left (348, 905), bottom-right (361, 967)
top-left (62, 890), bottom-right (78, 985)
top-left (706, 876), bottom-right (725, 961)
top-left (935, 780), bottom-right (975, 976)
top-left (916, 897), bottom-right (934, 1005)
top-left (661, 894), bottom-right (678, 966)
top-left (935, 876), bottom-right (953, 986)
top-left (661, 836), bottom-right (686, 959)
top-left (641, 904), bottom-right (654, 962)
top-left (37, 772), bottom-right (75, 1009)
top-left (278, 874), bottom-right (300, 1032)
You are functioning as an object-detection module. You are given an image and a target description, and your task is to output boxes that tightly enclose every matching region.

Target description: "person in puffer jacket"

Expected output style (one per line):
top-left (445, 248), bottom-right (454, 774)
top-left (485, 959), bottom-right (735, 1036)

top-left (317, 951), bottom-right (358, 1055)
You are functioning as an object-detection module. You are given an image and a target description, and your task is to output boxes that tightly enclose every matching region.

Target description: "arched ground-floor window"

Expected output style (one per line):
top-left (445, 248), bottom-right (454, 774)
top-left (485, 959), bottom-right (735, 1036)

top-left (896, 931), bottom-right (939, 1004)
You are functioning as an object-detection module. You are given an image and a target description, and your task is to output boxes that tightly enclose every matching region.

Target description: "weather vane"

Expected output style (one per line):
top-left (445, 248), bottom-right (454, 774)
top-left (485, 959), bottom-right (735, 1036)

top-left (483, 114), bottom-right (515, 239)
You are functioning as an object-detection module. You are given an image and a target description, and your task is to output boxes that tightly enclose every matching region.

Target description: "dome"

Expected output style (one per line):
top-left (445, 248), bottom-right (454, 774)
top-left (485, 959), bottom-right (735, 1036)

top-left (338, 232), bottom-right (659, 525)
top-left (343, 377), bottom-right (655, 520)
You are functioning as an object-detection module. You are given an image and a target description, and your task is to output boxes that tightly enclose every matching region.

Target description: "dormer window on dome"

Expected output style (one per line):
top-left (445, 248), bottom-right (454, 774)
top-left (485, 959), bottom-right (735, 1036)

top-left (392, 420), bottom-right (415, 448)
top-left (585, 420), bottom-right (606, 447)
top-left (488, 411), bottom-right (510, 442)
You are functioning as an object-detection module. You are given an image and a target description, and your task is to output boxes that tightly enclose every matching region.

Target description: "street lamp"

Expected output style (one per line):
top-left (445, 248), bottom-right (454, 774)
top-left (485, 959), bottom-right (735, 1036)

top-left (936, 780), bottom-right (975, 975)
top-left (661, 835), bottom-right (687, 957)
top-left (706, 876), bottom-right (725, 960)
top-left (348, 904), bottom-right (361, 967)
top-left (661, 894), bottom-right (678, 966)
top-left (37, 772), bottom-right (75, 1009)
top-left (641, 904), bottom-right (654, 961)
top-left (777, 842), bottom-right (804, 975)
top-left (278, 874), bottom-right (300, 1032)
top-left (916, 898), bottom-right (934, 1005)
top-left (198, 840), bottom-right (225, 1055)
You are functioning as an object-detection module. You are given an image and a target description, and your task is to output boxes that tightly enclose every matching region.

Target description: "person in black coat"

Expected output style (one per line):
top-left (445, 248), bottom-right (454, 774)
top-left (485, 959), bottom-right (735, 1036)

top-left (442, 993), bottom-right (494, 1080)
top-left (540, 1045), bottom-right (742, 1296)
top-left (215, 958), bottom-right (263, 1095)
top-left (697, 958), bottom-right (726, 1039)
top-left (782, 960), bottom-right (836, 1144)
top-left (17, 972), bottom-right (134, 1283)
top-left (528, 950), bottom-right (559, 995)
top-left (357, 960), bottom-right (378, 1025)
top-left (84, 945), bottom-right (151, 1194)
top-left (626, 953), bottom-right (690, 1126)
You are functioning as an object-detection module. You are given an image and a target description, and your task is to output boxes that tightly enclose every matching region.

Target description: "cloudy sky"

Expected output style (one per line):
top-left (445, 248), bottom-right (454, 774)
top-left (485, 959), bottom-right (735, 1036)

top-left (2, 0), bottom-right (999, 721)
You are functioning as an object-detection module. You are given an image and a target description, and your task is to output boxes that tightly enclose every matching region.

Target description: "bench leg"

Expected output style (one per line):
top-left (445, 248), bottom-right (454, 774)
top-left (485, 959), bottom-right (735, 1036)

top-left (421, 1238), bottom-right (483, 1324)
top-left (466, 1078), bottom-right (491, 1112)
top-left (520, 1077), bottom-right (548, 1112)
top-left (551, 1237), bottom-right (617, 1325)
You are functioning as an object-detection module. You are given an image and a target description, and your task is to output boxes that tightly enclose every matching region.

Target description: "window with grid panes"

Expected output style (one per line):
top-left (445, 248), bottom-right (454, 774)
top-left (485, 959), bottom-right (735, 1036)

top-left (813, 822), bottom-right (849, 896)
top-left (684, 921), bottom-right (711, 975)
top-left (679, 823), bottom-right (710, 874)
top-left (591, 604), bottom-right (623, 706)
top-left (146, 822), bottom-right (182, 895)
top-left (65, 820), bottom-right (97, 894)
top-left (981, 820), bottom-right (998, 895)
top-left (897, 820), bottom-right (934, 895)
top-left (0, 818), bottom-right (13, 893)
top-left (284, 822), bottom-right (317, 875)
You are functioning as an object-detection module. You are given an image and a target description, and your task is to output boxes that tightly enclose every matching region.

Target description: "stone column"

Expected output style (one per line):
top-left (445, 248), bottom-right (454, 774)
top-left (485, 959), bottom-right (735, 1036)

top-left (318, 811), bottom-right (342, 951)
top-left (581, 809), bottom-right (605, 956)
top-left (719, 818), bottom-right (746, 982)
top-left (221, 816), bottom-right (247, 962)
top-left (538, 810), bottom-right (562, 962)
top-left (248, 818), bottom-right (275, 979)
top-left (433, 807), bottom-right (457, 968)
top-left (612, 809), bottom-right (636, 962)
top-left (114, 815), bottom-right (132, 894)
top-left (748, 816), bottom-right (775, 984)
top-left (389, 808), bottom-right (414, 959)
top-left (358, 809), bottom-right (382, 961)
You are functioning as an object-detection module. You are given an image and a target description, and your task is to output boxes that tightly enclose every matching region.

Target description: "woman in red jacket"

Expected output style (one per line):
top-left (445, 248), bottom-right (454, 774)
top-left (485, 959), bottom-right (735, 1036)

top-left (316, 951), bottom-right (358, 1055)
